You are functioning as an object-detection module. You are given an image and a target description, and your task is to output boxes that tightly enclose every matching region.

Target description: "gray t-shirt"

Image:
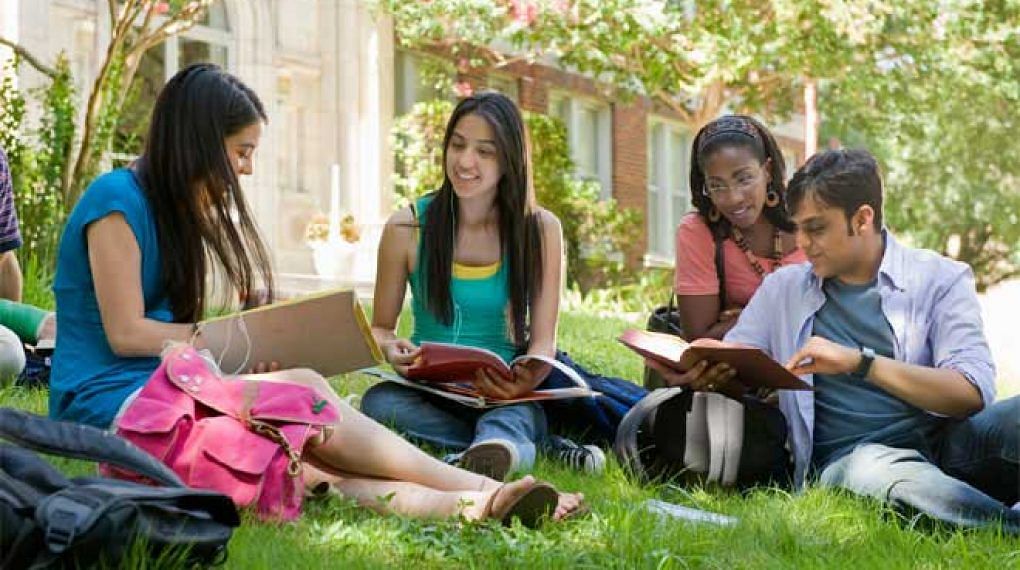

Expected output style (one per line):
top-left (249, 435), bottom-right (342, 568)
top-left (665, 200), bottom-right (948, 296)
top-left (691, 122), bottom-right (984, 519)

top-left (811, 278), bottom-right (943, 469)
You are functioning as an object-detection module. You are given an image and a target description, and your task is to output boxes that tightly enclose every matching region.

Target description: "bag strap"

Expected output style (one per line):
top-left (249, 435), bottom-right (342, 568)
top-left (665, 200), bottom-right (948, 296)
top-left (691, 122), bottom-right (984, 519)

top-left (0, 408), bottom-right (184, 488)
top-left (714, 232), bottom-right (727, 309)
top-left (666, 231), bottom-right (728, 314)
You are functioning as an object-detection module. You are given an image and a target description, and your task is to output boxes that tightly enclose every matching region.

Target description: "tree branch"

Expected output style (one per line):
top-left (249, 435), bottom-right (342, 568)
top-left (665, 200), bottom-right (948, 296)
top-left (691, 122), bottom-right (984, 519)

top-left (0, 36), bottom-right (59, 79)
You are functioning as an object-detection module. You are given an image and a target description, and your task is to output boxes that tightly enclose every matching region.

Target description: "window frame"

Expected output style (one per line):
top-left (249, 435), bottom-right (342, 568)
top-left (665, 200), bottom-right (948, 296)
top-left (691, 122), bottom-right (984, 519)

top-left (548, 91), bottom-right (613, 198)
top-left (645, 117), bottom-right (693, 264)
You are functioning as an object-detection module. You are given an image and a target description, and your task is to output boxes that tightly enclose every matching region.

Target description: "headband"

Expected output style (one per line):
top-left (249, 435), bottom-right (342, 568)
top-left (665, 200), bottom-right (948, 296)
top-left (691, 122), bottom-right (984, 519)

top-left (697, 116), bottom-right (762, 155)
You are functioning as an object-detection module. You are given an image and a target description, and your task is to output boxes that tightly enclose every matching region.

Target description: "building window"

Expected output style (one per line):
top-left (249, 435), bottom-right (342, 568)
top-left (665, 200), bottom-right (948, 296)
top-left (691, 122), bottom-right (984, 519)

top-left (548, 93), bottom-right (612, 197)
top-left (113, 4), bottom-right (232, 162)
top-left (394, 50), bottom-right (451, 115)
top-left (647, 119), bottom-right (692, 261)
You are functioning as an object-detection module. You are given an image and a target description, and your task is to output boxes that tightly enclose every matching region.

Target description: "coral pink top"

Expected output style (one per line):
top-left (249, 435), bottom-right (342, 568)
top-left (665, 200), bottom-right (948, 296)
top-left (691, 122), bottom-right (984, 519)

top-left (674, 213), bottom-right (807, 307)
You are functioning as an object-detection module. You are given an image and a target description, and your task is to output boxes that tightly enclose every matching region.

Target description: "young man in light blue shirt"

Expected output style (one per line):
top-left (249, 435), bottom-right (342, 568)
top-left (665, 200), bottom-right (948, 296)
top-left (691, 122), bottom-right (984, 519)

top-left (649, 149), bottom-right (1017, 534)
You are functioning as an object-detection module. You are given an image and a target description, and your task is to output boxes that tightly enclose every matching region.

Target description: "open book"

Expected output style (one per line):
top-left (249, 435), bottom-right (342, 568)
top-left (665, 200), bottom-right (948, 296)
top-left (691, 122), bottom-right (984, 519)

top-left (361, 342), bottom-right (599, 408)
top-left (197, 289), bottom-right (383, 377)
top-left (618, 329), bottom-right (811, 391)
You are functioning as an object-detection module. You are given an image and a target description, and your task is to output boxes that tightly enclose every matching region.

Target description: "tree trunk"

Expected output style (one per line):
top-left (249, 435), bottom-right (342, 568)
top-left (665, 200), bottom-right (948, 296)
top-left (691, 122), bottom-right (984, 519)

top-left (803, 78), bottom-right (818, 159)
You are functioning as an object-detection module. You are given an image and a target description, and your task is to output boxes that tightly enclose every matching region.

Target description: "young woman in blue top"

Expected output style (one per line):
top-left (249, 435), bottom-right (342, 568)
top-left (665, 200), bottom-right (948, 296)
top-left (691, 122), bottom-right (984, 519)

top-left (365, 92), bottom-right (637, 479)
top-left (49, 64), bottom-right (580, 525)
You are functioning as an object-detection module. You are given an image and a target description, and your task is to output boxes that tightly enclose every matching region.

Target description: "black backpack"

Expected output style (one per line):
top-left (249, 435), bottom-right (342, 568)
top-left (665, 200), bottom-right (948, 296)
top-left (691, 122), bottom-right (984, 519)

top-left (613, 387), bottom-right (791, 489)
top-left (0, 407), bottom-right (240, 569)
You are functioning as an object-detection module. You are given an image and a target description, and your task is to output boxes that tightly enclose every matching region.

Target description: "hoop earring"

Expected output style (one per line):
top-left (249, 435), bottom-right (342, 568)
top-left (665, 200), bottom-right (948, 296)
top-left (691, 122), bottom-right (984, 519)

top-left (765, 189), bottom-right (781, 208)
top-left (708, 207), bottom-right (721, 223)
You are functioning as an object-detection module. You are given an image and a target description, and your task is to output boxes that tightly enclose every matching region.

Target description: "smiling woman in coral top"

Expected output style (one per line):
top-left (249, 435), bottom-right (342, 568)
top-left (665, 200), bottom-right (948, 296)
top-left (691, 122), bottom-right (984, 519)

top-left (673, 115), bottom-right (806, 342)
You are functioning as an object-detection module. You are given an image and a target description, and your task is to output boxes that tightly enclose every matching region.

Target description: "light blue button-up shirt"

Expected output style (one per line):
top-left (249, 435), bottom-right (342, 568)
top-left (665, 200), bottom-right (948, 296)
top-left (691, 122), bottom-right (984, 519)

top-left (725, 232), bottom-right (996, 485)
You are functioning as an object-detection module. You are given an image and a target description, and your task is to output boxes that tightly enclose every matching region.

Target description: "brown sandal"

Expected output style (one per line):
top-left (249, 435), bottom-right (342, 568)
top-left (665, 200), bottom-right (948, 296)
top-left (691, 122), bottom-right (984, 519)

top-left (485, 480), bottom-right (558, 528)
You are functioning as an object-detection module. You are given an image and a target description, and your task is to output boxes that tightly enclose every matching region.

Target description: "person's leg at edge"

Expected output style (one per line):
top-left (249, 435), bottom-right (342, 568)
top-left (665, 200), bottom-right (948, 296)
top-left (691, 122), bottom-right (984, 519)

top-left (360, 381), bottom-right (476, 453)
top-left (471, 402), bottom-right (548, 471)
top-left (0, 324), bottom-right (25, 379)
top-left (819, 443), bottom-right (1019, 534)
top-left (936, 396), bottom-right (1019, 507)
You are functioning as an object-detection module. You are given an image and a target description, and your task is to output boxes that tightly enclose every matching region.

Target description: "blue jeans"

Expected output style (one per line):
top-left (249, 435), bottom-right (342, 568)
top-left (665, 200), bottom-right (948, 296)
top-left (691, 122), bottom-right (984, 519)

top-left (360, 381), bottom-right (547, 470)
top-left (818, 396), bottom-right (1019, 533)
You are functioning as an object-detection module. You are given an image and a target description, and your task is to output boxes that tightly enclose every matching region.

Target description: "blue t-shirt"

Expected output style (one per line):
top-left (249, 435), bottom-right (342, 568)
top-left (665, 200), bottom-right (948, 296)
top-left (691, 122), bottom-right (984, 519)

top-left (49, 169), bottom-right (173, 428)
top-left (811, 277), bottom-right (942, 469)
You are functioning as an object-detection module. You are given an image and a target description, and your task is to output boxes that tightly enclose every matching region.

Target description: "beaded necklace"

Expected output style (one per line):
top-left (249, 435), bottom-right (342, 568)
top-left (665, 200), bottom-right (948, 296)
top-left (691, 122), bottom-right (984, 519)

top-left (730, 226), bottom-right (784, 278)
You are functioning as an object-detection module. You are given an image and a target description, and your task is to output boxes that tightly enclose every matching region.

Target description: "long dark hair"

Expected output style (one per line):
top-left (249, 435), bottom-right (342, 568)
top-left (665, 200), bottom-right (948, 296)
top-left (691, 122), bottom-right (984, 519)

top-left (689, 114), bottom-right (795, 238)
top-left (420, 92), bottom-right (542, 350)
top-left (137, 63), bottom-right (274, 322)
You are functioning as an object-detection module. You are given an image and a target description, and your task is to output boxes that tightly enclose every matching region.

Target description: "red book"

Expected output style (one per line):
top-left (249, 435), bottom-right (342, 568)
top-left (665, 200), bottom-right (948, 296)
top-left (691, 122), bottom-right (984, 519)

top-left (405, 342), bottom-right (516, 384)
top-left (618, 329), bottom-right (812, 391)
top-left (362, 342), bottom-right (599, 408)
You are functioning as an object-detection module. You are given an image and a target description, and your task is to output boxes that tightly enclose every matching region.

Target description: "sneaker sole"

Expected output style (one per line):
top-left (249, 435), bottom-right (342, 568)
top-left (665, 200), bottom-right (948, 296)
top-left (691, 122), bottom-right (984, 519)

top-left (461, 442), bottom-right (514, 481)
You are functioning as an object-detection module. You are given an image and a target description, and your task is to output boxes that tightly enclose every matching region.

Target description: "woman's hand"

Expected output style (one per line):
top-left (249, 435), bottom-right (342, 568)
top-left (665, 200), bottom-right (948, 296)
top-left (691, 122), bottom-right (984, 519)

top-left (718, 307), bottom-right (743, 323)
top-left (250, 361), bottom-right (281, 374)
top-left (382, 338), bottom-right (421, 376)
top-left (474, 367), bottom-right (539, 400)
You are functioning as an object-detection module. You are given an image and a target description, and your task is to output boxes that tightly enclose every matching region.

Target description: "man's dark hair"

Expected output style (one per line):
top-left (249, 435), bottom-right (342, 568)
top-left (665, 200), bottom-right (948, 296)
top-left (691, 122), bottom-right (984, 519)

top-left (787, 149), bottom-right (884, 232)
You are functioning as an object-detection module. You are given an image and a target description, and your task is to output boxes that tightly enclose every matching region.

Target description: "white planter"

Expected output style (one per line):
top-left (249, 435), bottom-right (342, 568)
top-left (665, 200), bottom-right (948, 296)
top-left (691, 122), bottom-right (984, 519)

top-left (309, 240), bottom-right (357, 279)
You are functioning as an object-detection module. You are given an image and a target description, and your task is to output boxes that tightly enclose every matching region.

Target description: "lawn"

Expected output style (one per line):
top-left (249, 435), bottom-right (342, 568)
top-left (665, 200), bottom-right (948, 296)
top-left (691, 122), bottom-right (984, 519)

top-left (1, 309), bottom-right (1017, 569)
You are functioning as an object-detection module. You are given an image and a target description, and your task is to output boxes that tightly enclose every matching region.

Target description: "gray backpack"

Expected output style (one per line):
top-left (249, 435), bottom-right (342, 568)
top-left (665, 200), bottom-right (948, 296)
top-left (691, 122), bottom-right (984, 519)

top-left (0, 407), bottom-right (239, 569)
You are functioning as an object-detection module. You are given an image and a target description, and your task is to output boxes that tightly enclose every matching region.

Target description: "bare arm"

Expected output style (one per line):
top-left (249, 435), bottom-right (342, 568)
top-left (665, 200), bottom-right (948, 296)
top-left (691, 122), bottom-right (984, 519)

top-left (370, 207), bottom-right (420, 374)
top-left (88, 213), bottom-right (193, 357)
top-left (475, 211), bottom-right (563, 399)
top-left (677, 293), bottom-right (742, 340)
top-left (524, 210), bottom-right (562, 360)
top-left (786, 336), bottom-right (983, 417)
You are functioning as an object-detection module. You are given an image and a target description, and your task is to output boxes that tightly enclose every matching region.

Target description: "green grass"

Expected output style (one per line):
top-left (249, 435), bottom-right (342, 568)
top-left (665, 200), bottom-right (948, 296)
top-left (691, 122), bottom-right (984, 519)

top-left (2, 310), bottom-right (1018, 569)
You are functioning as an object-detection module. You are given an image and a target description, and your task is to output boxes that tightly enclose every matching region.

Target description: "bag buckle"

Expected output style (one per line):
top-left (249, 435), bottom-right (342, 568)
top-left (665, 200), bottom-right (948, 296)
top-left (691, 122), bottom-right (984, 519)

top-left (43, 507), bottom-right (79, 553)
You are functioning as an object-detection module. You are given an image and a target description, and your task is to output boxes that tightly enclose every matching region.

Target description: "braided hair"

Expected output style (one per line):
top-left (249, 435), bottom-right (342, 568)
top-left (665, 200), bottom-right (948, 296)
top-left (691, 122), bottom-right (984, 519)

top-left (688, 114), bottom-right (795, 238)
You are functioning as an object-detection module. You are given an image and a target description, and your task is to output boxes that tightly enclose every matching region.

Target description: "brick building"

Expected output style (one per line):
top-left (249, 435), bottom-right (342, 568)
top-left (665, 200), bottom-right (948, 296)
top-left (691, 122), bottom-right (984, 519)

top-left (3, 0), bottom-right (806, 293)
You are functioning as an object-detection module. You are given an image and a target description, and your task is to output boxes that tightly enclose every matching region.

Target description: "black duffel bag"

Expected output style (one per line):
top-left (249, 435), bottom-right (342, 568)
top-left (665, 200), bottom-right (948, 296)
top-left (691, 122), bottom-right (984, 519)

top-left (644, 233), bottom-right (726, 389)
top-left (0, 407), bottom-right (240, 569)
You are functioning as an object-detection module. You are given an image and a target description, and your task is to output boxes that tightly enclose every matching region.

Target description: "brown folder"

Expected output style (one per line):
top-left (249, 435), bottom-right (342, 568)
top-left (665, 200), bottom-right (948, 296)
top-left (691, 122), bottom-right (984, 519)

top-left (198, 289), bottom-right (383, 377)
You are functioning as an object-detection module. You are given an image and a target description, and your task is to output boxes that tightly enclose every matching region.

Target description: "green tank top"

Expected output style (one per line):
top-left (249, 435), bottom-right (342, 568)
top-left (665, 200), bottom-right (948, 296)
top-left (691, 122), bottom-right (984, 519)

top-left (409, 194), bottom-right (517, 362)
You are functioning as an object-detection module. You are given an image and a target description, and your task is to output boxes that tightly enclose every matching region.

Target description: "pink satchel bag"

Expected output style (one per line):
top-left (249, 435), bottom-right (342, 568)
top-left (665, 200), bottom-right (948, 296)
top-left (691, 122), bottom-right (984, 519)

top-left (105, 344), bottom-right (340, 520)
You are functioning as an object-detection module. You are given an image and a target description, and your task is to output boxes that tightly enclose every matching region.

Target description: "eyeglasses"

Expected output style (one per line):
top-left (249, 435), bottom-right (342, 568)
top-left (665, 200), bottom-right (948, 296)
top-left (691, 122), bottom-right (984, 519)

top-left (702, 166), bottom-right (766, 198)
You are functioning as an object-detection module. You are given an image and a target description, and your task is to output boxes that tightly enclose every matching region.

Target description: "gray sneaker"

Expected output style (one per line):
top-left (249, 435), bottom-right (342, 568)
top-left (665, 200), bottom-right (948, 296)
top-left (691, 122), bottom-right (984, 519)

top-left (547, 435), bottom-right (606, 474)
top-left (459, 439), bottom-right (520, 481)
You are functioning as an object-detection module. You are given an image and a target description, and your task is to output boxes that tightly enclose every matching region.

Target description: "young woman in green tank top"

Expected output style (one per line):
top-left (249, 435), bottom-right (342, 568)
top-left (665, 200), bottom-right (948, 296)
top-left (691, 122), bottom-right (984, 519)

top-left (364, 92), bottom-right (644, 479)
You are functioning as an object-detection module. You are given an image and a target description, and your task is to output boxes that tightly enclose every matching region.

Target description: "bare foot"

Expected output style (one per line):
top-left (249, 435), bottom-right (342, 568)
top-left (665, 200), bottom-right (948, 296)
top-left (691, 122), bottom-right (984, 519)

top-left (553, 491), bottom-right (586, 521)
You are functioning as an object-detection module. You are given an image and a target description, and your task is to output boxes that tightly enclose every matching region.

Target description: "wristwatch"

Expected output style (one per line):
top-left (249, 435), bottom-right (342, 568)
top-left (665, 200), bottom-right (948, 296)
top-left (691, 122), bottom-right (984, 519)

top-left (852, 346), bottom-right (876, 380)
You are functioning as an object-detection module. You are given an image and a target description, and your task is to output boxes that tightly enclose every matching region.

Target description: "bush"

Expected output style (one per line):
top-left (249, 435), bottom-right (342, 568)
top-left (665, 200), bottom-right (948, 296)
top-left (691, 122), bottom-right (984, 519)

top-left (391, 99), bottom-right (639, 289)
top-left (0, 55), bottom-right (76, 266)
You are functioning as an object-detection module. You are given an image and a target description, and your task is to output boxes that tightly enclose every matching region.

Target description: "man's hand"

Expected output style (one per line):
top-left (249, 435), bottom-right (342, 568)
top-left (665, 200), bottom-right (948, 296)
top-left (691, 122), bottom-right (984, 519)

top-left (381, 338), bottom-right (421, 376)
top-left (645, 358), bottom-right (736, 392)
top-left (785, 336), bottom-right (860, 376)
